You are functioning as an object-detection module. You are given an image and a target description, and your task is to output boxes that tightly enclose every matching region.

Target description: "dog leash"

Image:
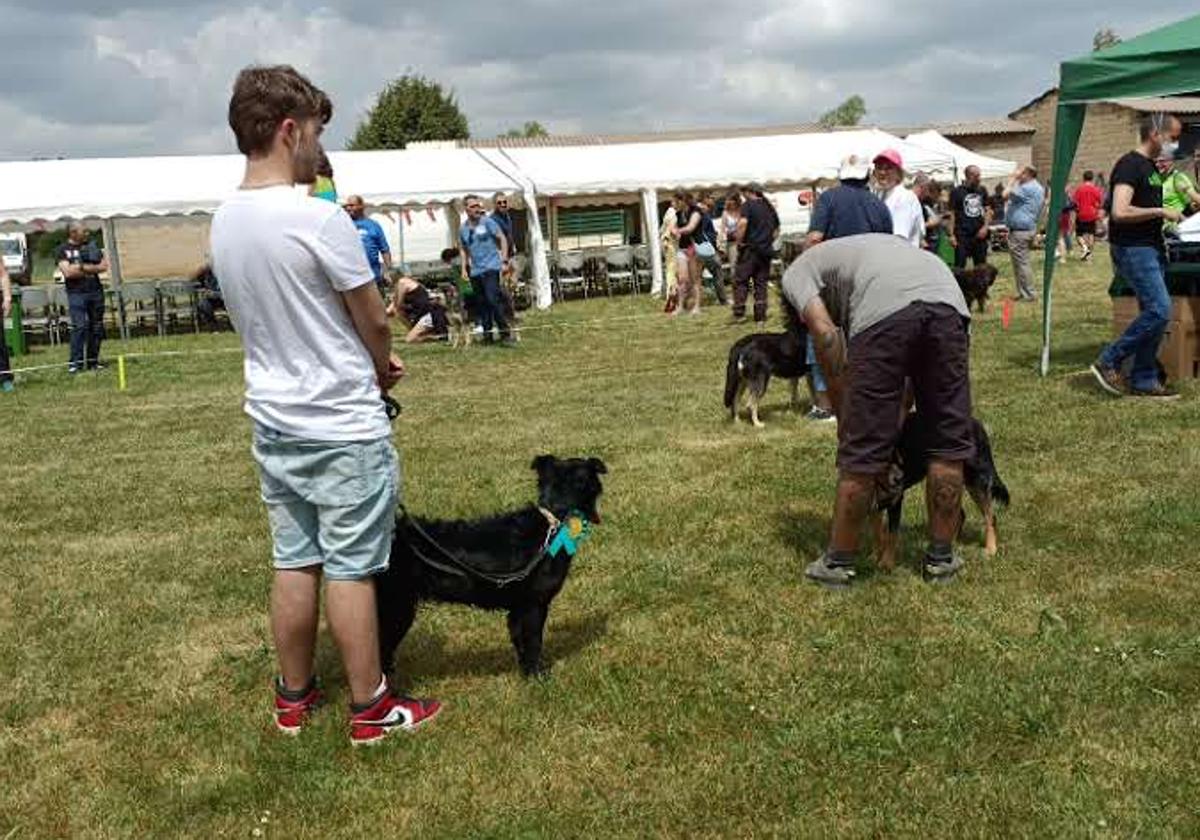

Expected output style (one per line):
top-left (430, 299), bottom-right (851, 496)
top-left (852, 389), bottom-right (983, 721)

top-left (383, 394), bottom-right (402, 420)
top-left (398, 504), bottom-right (581, 588)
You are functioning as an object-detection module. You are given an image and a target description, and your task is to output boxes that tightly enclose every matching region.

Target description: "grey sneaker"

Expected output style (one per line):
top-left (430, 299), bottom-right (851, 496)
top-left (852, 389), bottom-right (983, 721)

top-left (922, 553), bottom-right (964, 584)
top-left (1130, 383), bottom-right (1181, 401)
top-left (806, 407), bottom-right (836, 423)
top-left (805, 553), bottom-right (856, 589)
top-left (1089, 361), bottom-right (1125, 397)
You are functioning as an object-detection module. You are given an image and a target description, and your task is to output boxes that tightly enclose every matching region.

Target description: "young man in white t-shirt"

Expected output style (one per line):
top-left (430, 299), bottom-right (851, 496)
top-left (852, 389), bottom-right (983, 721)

top-left (211, 65), bottom-right (440, 746)
top-left (873, 149), bottom-right (924, 248)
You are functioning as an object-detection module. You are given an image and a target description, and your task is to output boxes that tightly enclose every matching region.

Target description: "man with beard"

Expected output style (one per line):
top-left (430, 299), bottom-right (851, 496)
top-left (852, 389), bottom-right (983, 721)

top-left (949, 165), bottom-right (992, 268)
top-left (344, 195), bottom-right (393, 294)
top-left (1090, 112), bottom-right (1185, 401)
top-left (211, 65), bottom-right (441, 745)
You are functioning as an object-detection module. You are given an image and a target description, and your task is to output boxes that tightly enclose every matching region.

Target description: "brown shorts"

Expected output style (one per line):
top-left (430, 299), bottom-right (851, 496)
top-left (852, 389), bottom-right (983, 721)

top-left (837, 302), bottom-right (975, 474)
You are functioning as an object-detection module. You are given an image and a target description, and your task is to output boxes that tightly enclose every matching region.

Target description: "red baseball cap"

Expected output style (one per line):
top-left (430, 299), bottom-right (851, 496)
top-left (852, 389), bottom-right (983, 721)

top-left (873, 148), bottom-right (903, 170)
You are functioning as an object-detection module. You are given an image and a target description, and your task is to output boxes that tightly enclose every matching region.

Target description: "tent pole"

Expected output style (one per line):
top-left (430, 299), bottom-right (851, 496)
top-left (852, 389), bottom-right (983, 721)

top-left (640, 188), bottom-right (663, 295)
top-left (103, 219), bottom-right (128, 342)
top-left (1040, 101), bottom-right (1087, 377)
top-left (522, 189), bottom-right (552, 309)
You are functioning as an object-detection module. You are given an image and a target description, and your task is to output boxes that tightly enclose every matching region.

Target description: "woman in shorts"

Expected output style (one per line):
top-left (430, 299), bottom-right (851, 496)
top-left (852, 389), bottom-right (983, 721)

top-left (671, 191), bottom-right (705, 316)
top-left (388, 276), bottom-right (448, 343)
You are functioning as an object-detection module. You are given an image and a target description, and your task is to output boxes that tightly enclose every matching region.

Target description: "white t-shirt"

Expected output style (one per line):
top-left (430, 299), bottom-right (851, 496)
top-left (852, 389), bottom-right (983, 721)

top-left (883, 186), bottom-right (925, 248)
top-left (211, 186), bottom-right (390, 442)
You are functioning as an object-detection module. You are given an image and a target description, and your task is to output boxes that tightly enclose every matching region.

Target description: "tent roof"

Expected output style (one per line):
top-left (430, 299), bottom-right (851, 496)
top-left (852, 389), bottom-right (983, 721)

top-left (0, 147), bottom-right (521, 228)
top-left (481, 128), bottom-right (955, 197)
top-left (1059, 12), bottom-right (1200, 104)
top-left (904, 130), bottom-right (1017, 181)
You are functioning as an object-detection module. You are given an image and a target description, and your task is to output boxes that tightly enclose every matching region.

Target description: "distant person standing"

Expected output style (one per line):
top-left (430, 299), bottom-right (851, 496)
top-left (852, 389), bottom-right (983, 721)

top-left (1090, 112), bottom-right (1184, 400)
top-left (912, 174), bottom-right (944, 252)
top-left (56, 223), bottom-right (109, 374)
top-left (344, 195), bottom-right (392, 294)
top-left (732, 183), bottom-right (780, 324)
top-left (1003, 166), bottom-right (1045, 301)
top-left (459, 193), bottom-right (512, 344)
top-left (1157, 148), bottom-right (1200, 237)
top-left (720, 194), bottom-right (742, 276)
top-left (1073, 170), bottom-right (1105, 260)
top-left (949, 165), bottom-right (992, 268)
top-left (0, 260), bottom-right (12, 392)
top-left (872, 149), bottom-right (924, 247)
top-left (695, 195), bottom-right (728, 305)
top-left (490, 192), bottom-right (520, 327)
top-left (309, 150), bottom-right (338, 202)
top-left (803, 157), bottom-right (893, 422)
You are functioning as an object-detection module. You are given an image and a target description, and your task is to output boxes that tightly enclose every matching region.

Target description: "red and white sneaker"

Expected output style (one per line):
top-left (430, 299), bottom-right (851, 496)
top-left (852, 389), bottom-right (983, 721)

top-left (273, 677), bottom-right (323, 735)
top-left (349, 689), bottom-right (442, 746)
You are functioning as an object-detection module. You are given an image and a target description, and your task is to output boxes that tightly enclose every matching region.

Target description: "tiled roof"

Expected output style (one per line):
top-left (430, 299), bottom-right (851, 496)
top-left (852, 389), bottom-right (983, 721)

top-left (1109, 96), bottom-right (1200, 114)
top-left (924, 118), bottom-right (1035, 136)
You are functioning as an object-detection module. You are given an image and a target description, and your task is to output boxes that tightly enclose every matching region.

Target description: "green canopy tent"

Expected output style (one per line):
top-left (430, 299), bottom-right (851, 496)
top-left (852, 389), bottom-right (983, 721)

top-left (1040, 12), bottom-right (1200, 375)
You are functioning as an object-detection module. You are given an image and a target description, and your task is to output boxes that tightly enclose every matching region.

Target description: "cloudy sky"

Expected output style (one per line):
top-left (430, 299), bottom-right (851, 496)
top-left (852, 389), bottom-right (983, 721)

top-left (1, 1), bottom-right (1194, 161)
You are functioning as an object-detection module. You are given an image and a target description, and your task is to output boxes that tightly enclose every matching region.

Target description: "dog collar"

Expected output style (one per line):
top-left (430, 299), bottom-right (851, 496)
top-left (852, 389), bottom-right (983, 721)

top-left (539, 506), bottom-right (592, 558)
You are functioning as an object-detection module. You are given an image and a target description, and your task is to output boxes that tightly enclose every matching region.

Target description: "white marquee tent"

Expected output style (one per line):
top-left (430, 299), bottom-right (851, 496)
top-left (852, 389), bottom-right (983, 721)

top-left (903, 130), bottom-right (1018, 182)
top-left (0, 127), bottom-right (955, 308)
top-left (480, 128), bottom-right (955, 292)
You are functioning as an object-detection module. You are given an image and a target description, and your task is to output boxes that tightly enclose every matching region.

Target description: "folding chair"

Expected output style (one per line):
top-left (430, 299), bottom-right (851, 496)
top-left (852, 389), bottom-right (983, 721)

top-left (159, 278), bottom-right (200, 334)
top-left (604, 246), bottom-right (636, 296)
top-left (554, 251), bottom-right (587, 301)
top-left (17, 286), bottom-right (58, 346)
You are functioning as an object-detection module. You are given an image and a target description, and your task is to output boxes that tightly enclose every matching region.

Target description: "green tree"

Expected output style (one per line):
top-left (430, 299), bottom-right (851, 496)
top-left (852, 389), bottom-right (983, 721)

top-left (347, 74), bottom-right (469, 150)
top-left (502, 121), bottom-right (549, 139)
top-left (818, 95), bottom-right (866, 129)
top-left (1093, 28), bottom-right (1121, 51)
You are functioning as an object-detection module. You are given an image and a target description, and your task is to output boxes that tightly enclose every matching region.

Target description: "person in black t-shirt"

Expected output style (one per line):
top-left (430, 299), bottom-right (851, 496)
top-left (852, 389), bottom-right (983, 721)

top-left (732, 183), bottom-right (780, 323)
top-left (948, 166), bottom-right (992, 268)
top-left (55, 223), bottom-right (109, 373)
top-left (1091, 112), bottom-right (1184, 400)
top-left (0, 261), bottom-right (12, 391)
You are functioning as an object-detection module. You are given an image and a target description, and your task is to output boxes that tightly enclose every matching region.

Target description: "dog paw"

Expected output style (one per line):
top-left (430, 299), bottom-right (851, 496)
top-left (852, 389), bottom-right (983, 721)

top-left (521, 663), bottom-right (551, 680)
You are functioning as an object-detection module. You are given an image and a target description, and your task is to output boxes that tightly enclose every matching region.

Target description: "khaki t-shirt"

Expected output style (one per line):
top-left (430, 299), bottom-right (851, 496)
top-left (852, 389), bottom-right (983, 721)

top-left (781, 233), bottom-right (969, 339)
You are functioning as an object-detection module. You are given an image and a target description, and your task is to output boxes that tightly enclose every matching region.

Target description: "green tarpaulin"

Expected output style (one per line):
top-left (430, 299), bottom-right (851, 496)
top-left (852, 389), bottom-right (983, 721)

top-left (1040, 13), bottom-right (1200, 375)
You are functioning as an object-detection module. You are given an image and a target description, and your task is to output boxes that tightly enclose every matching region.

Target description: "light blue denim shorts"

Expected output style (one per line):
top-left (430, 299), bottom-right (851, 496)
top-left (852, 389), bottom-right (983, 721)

top-left (252, 423), bottom-right (399, 581)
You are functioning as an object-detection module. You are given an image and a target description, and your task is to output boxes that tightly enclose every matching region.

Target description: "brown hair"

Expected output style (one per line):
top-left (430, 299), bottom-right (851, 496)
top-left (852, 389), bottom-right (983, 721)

top-left (228, 65), bottom-right (333, 156)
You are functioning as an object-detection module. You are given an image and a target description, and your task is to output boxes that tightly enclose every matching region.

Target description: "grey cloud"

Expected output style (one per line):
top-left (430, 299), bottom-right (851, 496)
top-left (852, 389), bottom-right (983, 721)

top-left (0, 0), bottom-right (1197, 161)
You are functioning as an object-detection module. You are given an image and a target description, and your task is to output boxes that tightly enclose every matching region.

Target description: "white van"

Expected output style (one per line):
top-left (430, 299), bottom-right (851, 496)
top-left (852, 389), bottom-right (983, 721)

top-left (0, 233), bottom-right (31, 282)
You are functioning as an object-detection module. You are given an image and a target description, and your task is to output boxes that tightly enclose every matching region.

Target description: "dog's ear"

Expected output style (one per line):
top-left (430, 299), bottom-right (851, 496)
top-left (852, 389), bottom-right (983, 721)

top-left (587, 457), bottom-right (608, 476)
top-left (530, 455), bottom-right (557, 476)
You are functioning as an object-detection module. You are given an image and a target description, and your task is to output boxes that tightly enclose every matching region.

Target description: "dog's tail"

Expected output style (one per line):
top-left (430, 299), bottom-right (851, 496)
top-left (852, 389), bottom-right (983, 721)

top-left (974, 419), bottom-right (1010, 508)
top-left (991, 474), bottom-right (1011, 508)
top-left (724, 347), bottom-right (742, 408)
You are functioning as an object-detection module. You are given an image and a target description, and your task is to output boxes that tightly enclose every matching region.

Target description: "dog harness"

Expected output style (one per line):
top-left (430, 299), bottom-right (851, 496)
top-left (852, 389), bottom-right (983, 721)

top-left (401, 505), bottom-right (593, 587)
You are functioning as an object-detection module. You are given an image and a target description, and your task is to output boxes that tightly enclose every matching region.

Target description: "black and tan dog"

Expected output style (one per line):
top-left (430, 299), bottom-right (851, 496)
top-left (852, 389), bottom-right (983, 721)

top-left (376, 455), bottom-right (606, 678)
top-left (435, 283), bottom-right (470, 349)
top-left (723, 302), bottom-right (810, 428)
top-left (873, 414), bottom-right (1010, 571)
top-left (952, 264), bottom-right (999, 313)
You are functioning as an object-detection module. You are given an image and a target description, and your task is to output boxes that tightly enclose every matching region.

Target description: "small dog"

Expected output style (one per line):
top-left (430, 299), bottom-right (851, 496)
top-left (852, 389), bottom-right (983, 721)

top-left (436, 283), bottom-right (470, 348)
top-left (723, 302), bottom-right (810, 428)
top-left (873, 414), bottom-right (1010, 571)
top-left (953, 265), bottom-right (999, 312)
top-left (376, 455), bottom-right (607, 678)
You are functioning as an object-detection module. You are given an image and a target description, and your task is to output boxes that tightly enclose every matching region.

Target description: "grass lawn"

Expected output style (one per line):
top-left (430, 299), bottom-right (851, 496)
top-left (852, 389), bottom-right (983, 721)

top-left (3, 245), bottom-right (1199, 838)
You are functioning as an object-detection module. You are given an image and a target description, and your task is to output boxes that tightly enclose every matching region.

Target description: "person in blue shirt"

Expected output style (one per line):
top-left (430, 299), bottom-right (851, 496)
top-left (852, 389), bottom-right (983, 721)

top-left (489, 192), bottom-right (519, 327)
top-left (1002, 167), bottom-right (1045, 302)
top-left (799, 157), bottom-right (893, 422)
top-left (344, 195), bottom-right (392, 293)
top-left (459, 193), bottom-right (512, 345)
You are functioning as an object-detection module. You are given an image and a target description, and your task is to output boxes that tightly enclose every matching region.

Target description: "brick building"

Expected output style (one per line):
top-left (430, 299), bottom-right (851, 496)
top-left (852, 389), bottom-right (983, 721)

top-left (1009, 89), bottom-right (1200, 185)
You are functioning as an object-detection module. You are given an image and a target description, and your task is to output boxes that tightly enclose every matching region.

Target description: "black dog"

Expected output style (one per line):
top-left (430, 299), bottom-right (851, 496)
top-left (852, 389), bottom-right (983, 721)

top-left (953, 265), bottom-right (999, 312)
top-left (376, 455), bottom-right (606, 678)
top-left (723, 302), bottom-right (809, 427)
top-left (873, 414), bottom-right (1010, 570)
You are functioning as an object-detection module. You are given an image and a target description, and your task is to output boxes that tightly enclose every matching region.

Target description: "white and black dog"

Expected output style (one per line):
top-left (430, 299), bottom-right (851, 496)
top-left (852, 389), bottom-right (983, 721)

top-left (723, 302), bottom-right (810, 427)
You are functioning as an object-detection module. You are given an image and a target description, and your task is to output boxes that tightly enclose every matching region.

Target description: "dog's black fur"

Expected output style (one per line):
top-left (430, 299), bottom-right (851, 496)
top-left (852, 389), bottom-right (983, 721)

top-left (723, 302), bottom-right (810, 427)
top-left (873, 414), bottom-right (1010, 568)
top-left (952, 265), bottom-right (999, 312)
top-left (376, 455), bottom-right (606, 678)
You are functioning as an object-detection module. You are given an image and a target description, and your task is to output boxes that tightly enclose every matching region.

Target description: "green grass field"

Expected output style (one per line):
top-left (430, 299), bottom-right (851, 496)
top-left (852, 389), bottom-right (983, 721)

top-left (3, 247), bottom-right (1199, 838)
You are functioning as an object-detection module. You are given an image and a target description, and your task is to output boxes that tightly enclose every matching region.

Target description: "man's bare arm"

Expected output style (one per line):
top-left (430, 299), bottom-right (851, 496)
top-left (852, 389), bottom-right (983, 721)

top-left (804, 231), bottom-right (825, 250)
top-left (1, 264), bottom-right (11, 318)
top-left (342, 282), bottom-right (395, 388)
top-left (803, 296), bottom-right (848, 415)
top-left (1112, 183), bottom-right (1179, 223)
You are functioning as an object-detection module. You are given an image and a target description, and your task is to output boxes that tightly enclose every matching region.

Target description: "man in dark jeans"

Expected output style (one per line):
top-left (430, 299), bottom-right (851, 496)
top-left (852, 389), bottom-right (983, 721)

top-left (56, 224), bottom-right (110, 373)
top-left (1091, 112), bottom-right (1184, 401)
top-left (1, 261), bottom-right (13, 392)
top-left (458, 193), bottom-right (512, 345)
top-left (731, 183), bottom-right (779, 323)
top-left (781, 234), bottom-right (975, 588)
top-left (949, 165), bottom-right (992, 268)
